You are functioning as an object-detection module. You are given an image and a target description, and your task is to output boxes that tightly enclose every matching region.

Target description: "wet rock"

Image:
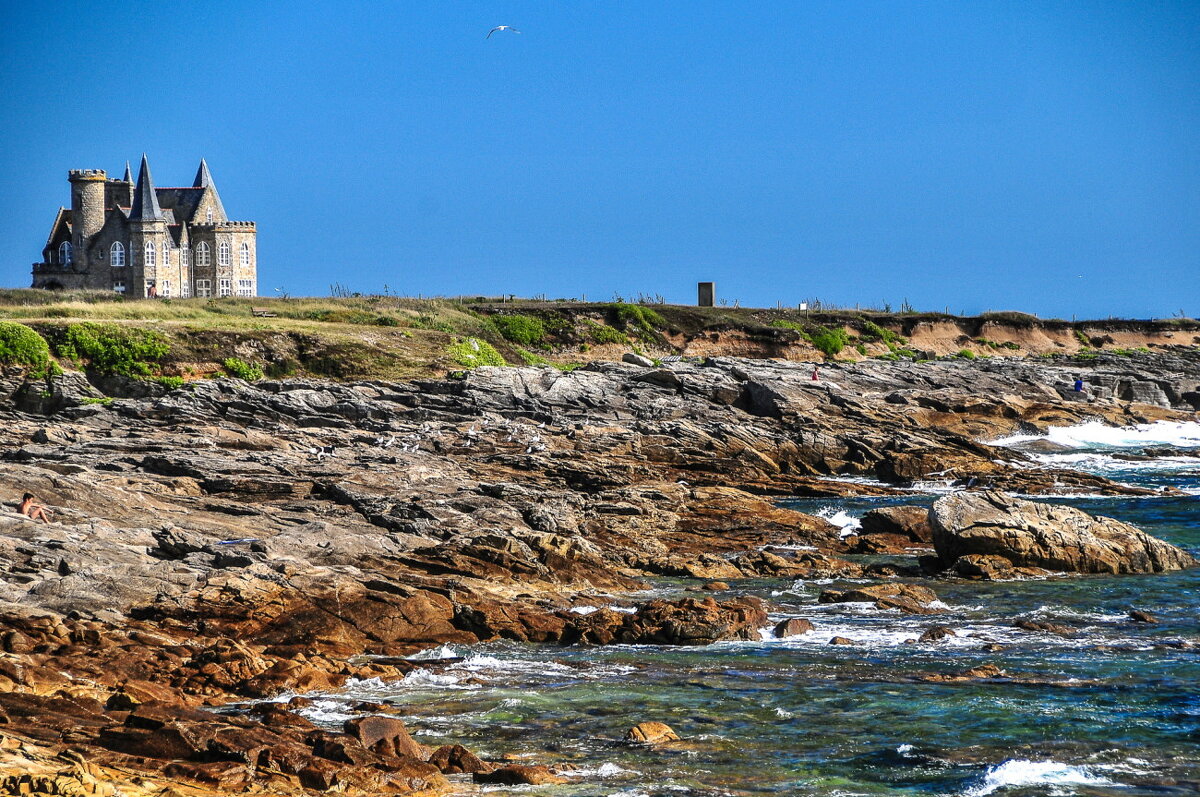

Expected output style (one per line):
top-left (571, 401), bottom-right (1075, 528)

top-left (931, 491), bottom-right (1196, 574)
top-left (624, 721), bottom-right (681, 744)
top-left (859, 505), bottom-right (933, 542)
top-left (819, 583), bottom-right (942, 614)
top-left (774, 618), bottom-right (815, 638)
top-left (564, 596), bottom-right (768, 646)
top-left (474, 764), bottom-right (569, 785)
top-left (829, 636), bottom-right (855, 645)
top-left (952, 553), bottom-right (1015, 580)
top-left (701, 581), bottom-right (730, 591)
top-left (343, 715), bottom-right (425, 760)
top-left (429, 744), bottom-right (493, 774)
top-left (1014, 619), bottom-right (1073, 635)
top-left (918, 626), bottom-right (957, 643)
top-left (1129, 610), bottom-right (1159, 623)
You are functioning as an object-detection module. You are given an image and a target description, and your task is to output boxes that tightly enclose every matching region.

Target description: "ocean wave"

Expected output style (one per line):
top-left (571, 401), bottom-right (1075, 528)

top-left (961, 759), bottom-right (1117, 796)
top-left (989, 419), bottom-right (1200, 450)
top-left (555, 762), bottom-right (635, 778)
top-left (815, 507), bottom-right (862, 537)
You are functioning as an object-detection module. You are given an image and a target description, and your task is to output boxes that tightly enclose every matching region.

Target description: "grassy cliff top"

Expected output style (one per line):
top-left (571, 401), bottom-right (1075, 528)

top-left (0, 289), bottom-right (1196, 382)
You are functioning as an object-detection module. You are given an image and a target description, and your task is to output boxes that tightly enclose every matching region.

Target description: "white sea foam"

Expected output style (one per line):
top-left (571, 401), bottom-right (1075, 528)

top-left (989, 419), bottom-right (1200, 450)
top-left (406, 643), bottom-right (458, 660)
top-left (556, 762), bottom-right (635, 778)
top-left (816, 507), bottom-right (862, 537)
top-left (961, 759), bottom-right (1117, 796)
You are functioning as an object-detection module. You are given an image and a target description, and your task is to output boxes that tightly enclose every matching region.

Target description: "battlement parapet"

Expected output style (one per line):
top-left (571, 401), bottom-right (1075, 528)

top-left (69, 169), bottom-right (107, 181)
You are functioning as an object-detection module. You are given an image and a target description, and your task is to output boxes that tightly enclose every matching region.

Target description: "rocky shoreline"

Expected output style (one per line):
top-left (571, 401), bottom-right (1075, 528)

top-left (0, 351), bottom-right (1197, 794)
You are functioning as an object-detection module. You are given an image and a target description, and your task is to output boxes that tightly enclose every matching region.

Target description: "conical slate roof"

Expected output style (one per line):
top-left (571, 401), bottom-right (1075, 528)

top-left (193, 158), bottom-right (214, 188)
top-left (122, 161), bottom-right (133, 182)
top-left (128, 154), bottom-right (163, 221)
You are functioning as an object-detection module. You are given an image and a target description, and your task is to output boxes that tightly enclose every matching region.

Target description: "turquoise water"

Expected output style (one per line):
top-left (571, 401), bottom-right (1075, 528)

top-left (298, 430), bottom-right (1200, 796)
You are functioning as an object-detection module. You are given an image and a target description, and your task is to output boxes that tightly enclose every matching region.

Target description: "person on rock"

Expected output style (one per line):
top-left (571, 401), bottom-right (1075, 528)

top-left (1074, 377), bottom-right (1084, 392)
top-left (18, 493), bottom-right (50, 524)
top-left (811, 367), bottom-right (820, 382)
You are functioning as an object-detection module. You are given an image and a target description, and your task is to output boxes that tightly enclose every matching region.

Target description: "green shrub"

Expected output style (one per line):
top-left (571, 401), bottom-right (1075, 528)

top-left (609, 304), bottom-right (664, 337)
top-left (1074, 329), bottom-right (1091, 346)
top-left (586, 321), bottom-right (627, 345)
top-left (861, 320), bottom-right (903, 345)
top-left (0, 322), bottom-right (52, 370)
top-left (411, 315), bottom-right (456, 334)
top-left (80, 396), bottom-right (113, 406)
top-left (492, 314), bottom-right (547, 346)
top-left (447, 337), bottom-right (506, 368)
top-left (53, 323), bottom-right (170, 377)
top-left (809, 326), bottom-right (850, 358)
top-left (223, 357), bottom-right (265, 381)
top-left (957, 349), bottom-right (977, 360)
top-left (152, 376), bottom-right (185, 390)
top-left (856, 343), bottom-right (867, 355)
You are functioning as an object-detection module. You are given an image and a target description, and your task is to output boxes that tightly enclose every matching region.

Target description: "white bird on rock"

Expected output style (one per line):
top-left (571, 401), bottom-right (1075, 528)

top-left (487, 25), bottom-right (520, 38)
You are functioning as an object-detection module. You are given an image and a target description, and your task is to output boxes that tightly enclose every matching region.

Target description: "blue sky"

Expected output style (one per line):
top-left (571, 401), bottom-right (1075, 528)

top-left (1, 1), bottom-right (1197, 318)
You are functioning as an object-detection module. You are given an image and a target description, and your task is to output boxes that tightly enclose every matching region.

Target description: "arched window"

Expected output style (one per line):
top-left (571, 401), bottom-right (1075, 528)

top-left (59, 241), bottom-right (72, 266)
top-left (110, 242), bottom-right (125, 267)
top-left (196, 242), bottom-right (211, 267)
top-left (182, 247), bottom-right (191, 269)
top-left (144, 241), bottom-right (156, 268)
top-left (218, 241), bottom-right (230, 267)
top-left (240, 242), bottom-right (251, 266)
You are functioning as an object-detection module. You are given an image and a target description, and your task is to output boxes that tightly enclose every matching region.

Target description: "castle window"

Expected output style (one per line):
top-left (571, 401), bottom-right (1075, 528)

top-left (218, 278), bottom-right (232, 297)
top-left (180, 280), bottom-right (190, 298)
top-left (218, 242), bottom-right (231, 268)
top-left (163, 246), bottom-right (171, 267)
top-left (160, 280), bottom-right (171, 298)
top-left (236, 279), bottom-right (254, 297)
top-left (144, 241), bottom-right (156, 268)
top-left (206, 208), bottom-right (213, 224)
top-left (240, 242), bottom-right (251, 266)
top-left (59, 242), bottom-right (72, 266)
top-left (196, 242), bottom-right (211, 267)
top-left (182, 247), bottom-right (191, 268)
top-left (196, 279), bottom-right (211, 298)
top-left (111, 242), bottom-right (125, 267)
top-left (112, 281), bottom-right (125, 294)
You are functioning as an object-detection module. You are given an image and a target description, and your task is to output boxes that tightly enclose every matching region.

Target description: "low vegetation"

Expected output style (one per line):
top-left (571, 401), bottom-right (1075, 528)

top-left (223, 357), bottom-right (265, 381)
top-left (447, 337), bottom-right (506, 368)
top-left (492, 314), bottom-right (547, 346)
top-left (50, 322), bottom-right (170, 378)
top-left (0, 321), bottom-right (53, 372)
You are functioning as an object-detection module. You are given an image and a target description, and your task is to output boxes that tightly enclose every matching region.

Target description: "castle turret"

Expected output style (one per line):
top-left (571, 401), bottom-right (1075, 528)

top-left (68, 169), bottom-right (107, 269)
top-left (128, 155), bottom-right (167, 297)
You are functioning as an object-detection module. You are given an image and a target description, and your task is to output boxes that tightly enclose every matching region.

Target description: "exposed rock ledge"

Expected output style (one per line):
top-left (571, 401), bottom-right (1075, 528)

top-left (0, 351), bottom-right (1197, 794)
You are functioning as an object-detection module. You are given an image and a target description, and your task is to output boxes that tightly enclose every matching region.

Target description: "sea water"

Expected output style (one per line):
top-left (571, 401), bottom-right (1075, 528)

top-left (292, 421), bottom-right (1200, 795)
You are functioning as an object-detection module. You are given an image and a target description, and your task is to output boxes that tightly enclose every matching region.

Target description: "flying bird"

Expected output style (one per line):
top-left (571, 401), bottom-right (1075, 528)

top-left (487, 25), bottom-right (520, 38)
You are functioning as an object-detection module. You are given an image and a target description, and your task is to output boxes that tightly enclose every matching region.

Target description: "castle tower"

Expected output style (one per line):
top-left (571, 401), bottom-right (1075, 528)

top-left (68, 169), bottom-right (107, 269)
top-left (128, 155), bottom-right (168, 298)
top-left (105, 161), bottom-right (135, 209)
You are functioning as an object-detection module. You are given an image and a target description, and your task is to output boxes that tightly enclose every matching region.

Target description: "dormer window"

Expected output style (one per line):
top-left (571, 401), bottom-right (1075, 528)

top-left (111, 242), bottom-right (125, 267)
top-left (59, 241), bottom-right (72, 266)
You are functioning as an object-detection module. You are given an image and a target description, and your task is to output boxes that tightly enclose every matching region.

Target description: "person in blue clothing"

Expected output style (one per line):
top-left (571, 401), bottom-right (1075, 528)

top-left (1074, 377), bottom-right (1084, 392)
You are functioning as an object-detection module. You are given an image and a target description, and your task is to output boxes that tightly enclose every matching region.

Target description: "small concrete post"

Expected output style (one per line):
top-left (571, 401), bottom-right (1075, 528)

top-left (698, 282), bottom-right (715, 307)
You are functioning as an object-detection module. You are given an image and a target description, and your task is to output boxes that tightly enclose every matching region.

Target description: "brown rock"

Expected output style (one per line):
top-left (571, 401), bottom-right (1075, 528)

top-left (343, 715), bottom-right (425, 760)
top-left (624, 721), bottom-right (681, 744)
top-left (860, 505), bottom-right (934, 542)
top-left (931, 491), bottom-right (1196, 574)
top-left (774, 618), bottom-right (815, 638)
top-left (474, 764), bottom-right (569, 785)
top-left (429, 743), bottom-right (492, 774)
top-left (829, 636), bottom-right (855, 645)
top-left (1129, 610), bottom-right (1159, 623)
top-left (952, 554), bottom-right (1015, 580)
top-left (702, 581), bottom-right (730, 591)
top-left (1014, 619), bottom-right (1073, 635)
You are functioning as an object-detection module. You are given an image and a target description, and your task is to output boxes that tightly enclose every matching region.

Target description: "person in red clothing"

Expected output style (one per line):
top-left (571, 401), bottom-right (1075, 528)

top-left (811, 367), bottom-right (819, 381)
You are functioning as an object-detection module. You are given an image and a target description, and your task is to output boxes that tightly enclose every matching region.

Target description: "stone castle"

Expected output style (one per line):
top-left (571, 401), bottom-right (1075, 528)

top-left (32, 155), bottom-right (256, 298)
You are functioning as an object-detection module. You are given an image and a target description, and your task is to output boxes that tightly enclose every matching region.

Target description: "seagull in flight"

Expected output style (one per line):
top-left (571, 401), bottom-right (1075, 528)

top-left (487, 25), bottom-right (520, 38)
